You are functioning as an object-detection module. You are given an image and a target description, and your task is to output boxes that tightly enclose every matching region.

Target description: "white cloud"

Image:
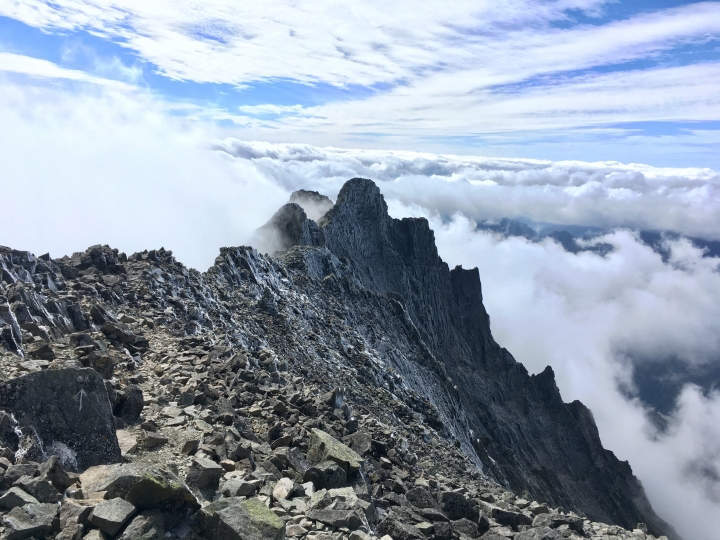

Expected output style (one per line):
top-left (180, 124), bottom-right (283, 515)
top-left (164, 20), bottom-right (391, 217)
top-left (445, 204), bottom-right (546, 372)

top-left (0, 51), bottom-right (135, 88)
top-left (215, 140), bottom-right (720, 240)
top-left (1, 1), bottom-right (718, 90)
top-left (0, 79), bottom-right (287, 270)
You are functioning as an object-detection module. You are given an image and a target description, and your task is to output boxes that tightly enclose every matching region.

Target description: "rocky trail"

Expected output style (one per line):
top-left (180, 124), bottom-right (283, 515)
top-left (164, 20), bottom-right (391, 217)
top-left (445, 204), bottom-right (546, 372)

top-left (0, 179), bottom-right (674, 540)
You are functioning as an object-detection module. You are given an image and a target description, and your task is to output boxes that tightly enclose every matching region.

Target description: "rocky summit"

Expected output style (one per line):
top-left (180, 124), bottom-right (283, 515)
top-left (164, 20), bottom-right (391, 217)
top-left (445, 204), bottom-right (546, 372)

top-left (0, 178), bottom-right (677, 540)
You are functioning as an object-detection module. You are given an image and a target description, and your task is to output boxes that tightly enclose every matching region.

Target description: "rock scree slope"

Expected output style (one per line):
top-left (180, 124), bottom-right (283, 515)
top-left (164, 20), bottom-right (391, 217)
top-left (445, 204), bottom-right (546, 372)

top-left (0, 177), bottom-right (676, 540)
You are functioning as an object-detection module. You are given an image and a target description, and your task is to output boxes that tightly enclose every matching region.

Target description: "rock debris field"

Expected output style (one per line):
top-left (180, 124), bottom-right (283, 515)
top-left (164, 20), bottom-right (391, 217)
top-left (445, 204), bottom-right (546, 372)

top-left (0, 179), bottom-right (673, 540)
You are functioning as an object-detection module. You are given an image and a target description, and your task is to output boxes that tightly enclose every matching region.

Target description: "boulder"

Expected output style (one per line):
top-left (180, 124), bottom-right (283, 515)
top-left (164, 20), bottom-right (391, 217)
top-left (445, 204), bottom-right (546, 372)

top-left (376, 517), bottom-right (425, 540)
top-left (515, 526), bottom-right (559, 540)
top-left (88, 497), bottom-right (137, 536)
top-left (307, 428), bottom-right (363, 474)
top-left (221, 478), bottom-right (257, 497)
top-left (406, 487), bottom-right (439, 509)
top-left (438, 492), bottom-right (479, 522)
top-left (273, 477), bottom-right (295, 500)
top-left (303, 459), bottom-right (347, 489)
top-left (14, 475), bottom-right (62, 503)
top-left (118, 510), bottom-right (164, 540)
top-left (38, 454), bottom-right (75, 491)
top-left (307, 508), bottom-right (363, 530)
top-left (115, 385), bottom-right (144, 423)
top-left (2, 502), bottom-right (59, 540)
top-left (185, 456), bottom-right (223, 491)
top-left (197, 497), bottom-right (285, 540)
top-left (0, 487), bottom-right (39, 509)
top-left (80, 464), bottom-right (199, 513)
top-left (532, 513), bottom-right (583, 533)
top-left (0, 368), bottom-right (121, 470)
top-left (451, 518), bottom-right (478, 538)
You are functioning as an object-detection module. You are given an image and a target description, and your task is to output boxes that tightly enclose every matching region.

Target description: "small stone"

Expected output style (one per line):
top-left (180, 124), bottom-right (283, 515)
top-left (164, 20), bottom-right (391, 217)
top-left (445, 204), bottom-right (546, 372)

top-left (273, 477), bottom-right (295, 500)
top-left (143, 431), bottom-right (168, 448)
top-left (286, 524), bottom-right (309, 537)
top-left (116, 430), bottom-right (138, 456)
top-left (88, 497), bottom-right (137, 536)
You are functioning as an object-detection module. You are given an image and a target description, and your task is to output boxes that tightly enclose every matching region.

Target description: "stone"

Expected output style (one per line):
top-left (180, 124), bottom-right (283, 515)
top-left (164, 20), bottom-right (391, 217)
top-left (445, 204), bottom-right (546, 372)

top-left (273, 446), bottom-right (309, 475)
top-left (307, 428), bottom-right (363, 474)
top-left (197, 497), bottom-right (286, 540)
top-left (185, 455), bottom-right (223, 490)
top-left (438, 491), bottom-right (478, 522)
top-left (88, 497), bottom-right (137, 536)
top-left (344, 431), bottom-right (372, 456)
top-left (303, 459), bottom-right (347, 489)
top-left (82, 529), bottom-right (107, 540)
top-left (406, 487), bottom-right (438, 509)
top-left (415, 521), bottom-right (434, 537)
top-left (115, 385), bottom-right (144, 423)
top-left (377, 517), bottom-right (425, 540)
top-left (0, 486), bottom-right (39, 509)
top-left (273, 477), bottom-right (295, 500)
top-left (80, 463), bottom-right (198, 513)
top-left (482, 503), bottom-right (532, 529)
top-left (38, 455), bottom-right (75, 491)
top-left (286, 524), bottom-right (309, 537)
top-left (143, 431), bottom-right (168, 448)
top-left (116, 430), bottom-right (138, 456)
top-left (306, 509), bottom-right (363, 530)
top-left (451, 518), bottom-right (478, 538)
top-left (118, 510), bottom-right (164, 540)
top-left (2, 502), bottom-right (59, 540)
top-left (0, 368), bottom-right (121, 470)
top-left (532, 513), bottom-right (583, 533)
top-left (14, 475), bottom-right (62, 503)
top-left (0, 464), bottom-right (38, 490)
top-left (221, 478), bottom-right (257, 497)
top-left (515, 526), bottom-right (559, 540)
top-left (433, 521), bottom-right (452, 540)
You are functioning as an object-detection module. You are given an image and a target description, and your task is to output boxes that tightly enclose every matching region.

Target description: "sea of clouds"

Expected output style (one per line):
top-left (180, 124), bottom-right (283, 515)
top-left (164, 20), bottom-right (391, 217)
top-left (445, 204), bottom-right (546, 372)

top-left (1, 82), bottom-right (719, 539)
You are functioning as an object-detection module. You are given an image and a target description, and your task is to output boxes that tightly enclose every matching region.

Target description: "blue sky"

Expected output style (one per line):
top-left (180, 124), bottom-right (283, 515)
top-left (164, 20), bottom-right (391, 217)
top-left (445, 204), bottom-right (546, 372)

top-left (0, 1), bottom-right (719, 167)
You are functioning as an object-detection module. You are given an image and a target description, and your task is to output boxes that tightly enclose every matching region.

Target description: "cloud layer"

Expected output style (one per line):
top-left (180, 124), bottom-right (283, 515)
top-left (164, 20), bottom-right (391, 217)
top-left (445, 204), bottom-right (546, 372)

top-left (217, 140), bottom-right (720, 241)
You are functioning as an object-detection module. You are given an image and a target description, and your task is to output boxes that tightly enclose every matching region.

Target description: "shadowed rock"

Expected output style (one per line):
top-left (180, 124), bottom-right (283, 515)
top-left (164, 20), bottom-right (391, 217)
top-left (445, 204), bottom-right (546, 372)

top-left (0, 368), bottom-right (120, 470)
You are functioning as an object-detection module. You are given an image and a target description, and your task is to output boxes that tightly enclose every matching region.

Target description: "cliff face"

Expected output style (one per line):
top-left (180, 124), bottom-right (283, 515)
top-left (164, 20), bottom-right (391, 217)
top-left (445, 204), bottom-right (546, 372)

top-left (312, 179), bottom-right (670, 536)
top-left (0, 178), bottom-right (674, 539)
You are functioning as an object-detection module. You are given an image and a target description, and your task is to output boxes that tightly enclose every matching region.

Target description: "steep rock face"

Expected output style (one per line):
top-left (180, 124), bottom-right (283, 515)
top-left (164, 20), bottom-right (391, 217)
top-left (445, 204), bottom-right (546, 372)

top-left (316, 179), bottom-right (667, 535)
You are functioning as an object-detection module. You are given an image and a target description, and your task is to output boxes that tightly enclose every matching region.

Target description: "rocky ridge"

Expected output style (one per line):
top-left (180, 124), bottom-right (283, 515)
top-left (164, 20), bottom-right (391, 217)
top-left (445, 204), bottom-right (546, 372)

top-left (0, 178), bottom-right (675, 540)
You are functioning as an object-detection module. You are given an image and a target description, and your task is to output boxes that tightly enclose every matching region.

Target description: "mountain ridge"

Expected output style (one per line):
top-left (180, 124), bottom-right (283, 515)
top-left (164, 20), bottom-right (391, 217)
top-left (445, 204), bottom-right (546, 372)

top-left (0, 178), bottom-right (677, 540)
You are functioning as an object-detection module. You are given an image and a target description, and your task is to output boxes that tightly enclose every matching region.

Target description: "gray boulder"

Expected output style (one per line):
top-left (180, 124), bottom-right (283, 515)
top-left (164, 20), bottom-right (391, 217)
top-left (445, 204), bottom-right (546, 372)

top-left (438, 491), bottom-right (479, 522)
top-left (0, 368), bottom-right (121, 470)
top-left (2, 502), bottom-right (59, 540)
top-left (515, 526), bottom-right (559, 540)
top-left (303, 459), bottom-right (347, 489)
top-left (0, 487), bottom-right (39, 509)
top-left (197, 497), bottom-right (285, 540)
top-left (80, 463), bottom-right (199, 513)
top-left (406, 487), bottom-right (438, 509)
top-left (118, 510), bottom-right (164, 540)
top-left (185, 456), bottom-right (223, 491)
top-left (307, 428), bottom-right (363, 474)
top-left (88, 497), bottom-right (137, 536)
